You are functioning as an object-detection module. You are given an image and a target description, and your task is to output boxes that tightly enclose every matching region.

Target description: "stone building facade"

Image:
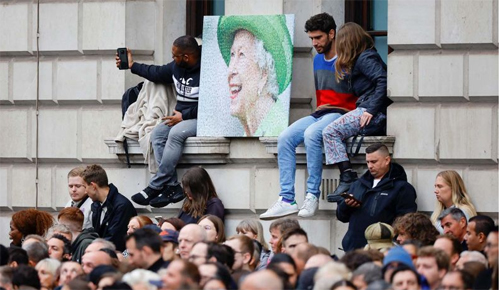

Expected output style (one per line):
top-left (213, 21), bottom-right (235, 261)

top-left (0, 0), bottom-right (497, 255)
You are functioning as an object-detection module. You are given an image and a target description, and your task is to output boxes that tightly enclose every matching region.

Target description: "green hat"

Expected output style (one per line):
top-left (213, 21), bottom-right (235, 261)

top-left (217, 15), bottom-right (293, 96)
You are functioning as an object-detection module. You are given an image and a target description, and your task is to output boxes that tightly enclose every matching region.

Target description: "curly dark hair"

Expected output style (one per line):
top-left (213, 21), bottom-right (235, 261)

top-left (393, 213), bottom-right (439, 246)
top-left (304, 12), bottom-right (337, 34)
top-left (12, 209), bottom-right (54, 238)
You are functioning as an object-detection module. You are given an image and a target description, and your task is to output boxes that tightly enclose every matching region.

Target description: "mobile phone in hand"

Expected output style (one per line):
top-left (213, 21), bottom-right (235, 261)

top-left (117, 48), bottom-right (128, 70)
top-left (340, 192), bottom-right (362, 204)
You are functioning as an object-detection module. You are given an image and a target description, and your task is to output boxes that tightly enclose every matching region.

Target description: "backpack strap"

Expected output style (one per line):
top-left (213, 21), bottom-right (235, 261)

top-left (123, 138), bottom-right (131, 168)
top-left (348, 129), bottom-right (366, 158)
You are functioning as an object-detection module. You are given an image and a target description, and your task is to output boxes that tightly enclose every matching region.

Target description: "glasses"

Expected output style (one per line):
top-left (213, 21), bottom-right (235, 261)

top-left (202, 225), bottom-right (213, 231)
top-left (233, 250), bottom-right (247, 256)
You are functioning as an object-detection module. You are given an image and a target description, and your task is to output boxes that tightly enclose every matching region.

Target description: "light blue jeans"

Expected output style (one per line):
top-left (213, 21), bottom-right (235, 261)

top-left (149, 119), bottom-right (197, 190)
top-left (278, 113), bottom-right (342, 200)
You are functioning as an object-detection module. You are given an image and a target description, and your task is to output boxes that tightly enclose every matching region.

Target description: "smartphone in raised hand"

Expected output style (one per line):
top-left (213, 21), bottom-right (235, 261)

top-left (117, 48), bottom-right (128, 70)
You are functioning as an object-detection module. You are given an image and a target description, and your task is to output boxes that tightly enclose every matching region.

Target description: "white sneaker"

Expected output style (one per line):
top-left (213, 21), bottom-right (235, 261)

top-left (298, 193), bottom-right (319, 218)
top-left (260, 197), bottom-right (299, 220)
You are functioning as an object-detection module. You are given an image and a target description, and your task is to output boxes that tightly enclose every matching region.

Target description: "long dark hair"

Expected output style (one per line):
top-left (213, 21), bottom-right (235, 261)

top-left (181, 167), bottom-right (218, 218)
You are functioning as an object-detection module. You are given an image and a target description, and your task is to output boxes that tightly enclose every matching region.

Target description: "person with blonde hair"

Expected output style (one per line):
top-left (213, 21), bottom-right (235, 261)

top-left (322, 22), bottom-right (392, 202)
top-left (431, 170), bottom-right (477, 232)
top-left (65, 167), bottom-right (93, 230)
top-left (237, 219), bottom-right (271, 269)
top-left (236, 219), bottom-right (269, 252)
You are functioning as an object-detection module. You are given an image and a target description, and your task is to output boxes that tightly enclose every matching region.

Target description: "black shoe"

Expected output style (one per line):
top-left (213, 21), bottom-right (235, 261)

top-left (149, 184), bottom-right (185, 208)
top-left (327, 171), bottom-right (358, 203)
top-left (131, 186), bottom-right (163, 205)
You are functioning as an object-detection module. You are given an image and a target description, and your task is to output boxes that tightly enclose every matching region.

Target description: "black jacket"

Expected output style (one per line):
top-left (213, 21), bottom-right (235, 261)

top-left (131, 60), bottom-right (200, 120)
top-left (91, 183), bottom-right (137, 251)
top-left (337, 163), bottom-right (417, 252)
top-left (177, 197), bottom-right (225, 224)
top-left (71, 227), bottom-right (99, 263)
top-left (351, 48), bottom-right (393, 115)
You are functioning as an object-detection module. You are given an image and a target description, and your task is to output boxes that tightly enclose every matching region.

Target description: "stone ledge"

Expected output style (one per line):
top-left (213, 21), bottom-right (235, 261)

top-left (259, 136), bottom-right (396, 164)
top-left (105, 137), bottom-right (231, 165)
top-left (105, 136), bottom-right (396, 165)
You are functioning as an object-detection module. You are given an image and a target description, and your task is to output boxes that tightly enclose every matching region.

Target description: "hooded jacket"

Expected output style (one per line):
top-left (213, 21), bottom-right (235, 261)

top-left (351, 48), bottom-right (393, 115)
top-left (337, 162), bottom-right (417, 252)
top-left (71, 227), bottom-right (99, 263)
top-left (131, 60), bottom-right (200, 120)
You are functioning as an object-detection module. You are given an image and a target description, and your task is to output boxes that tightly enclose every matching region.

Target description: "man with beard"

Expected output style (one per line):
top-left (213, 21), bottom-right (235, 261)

top-left (260, 13), bottom-right (357, 220)
top-left (118, 36), bottom-right (201, 208)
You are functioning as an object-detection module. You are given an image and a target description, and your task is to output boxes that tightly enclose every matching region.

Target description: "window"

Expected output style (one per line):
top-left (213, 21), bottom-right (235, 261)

top-left (186, 0), bottom-right (224, 37)
top-left (345, 0), bottom-right (390, 63)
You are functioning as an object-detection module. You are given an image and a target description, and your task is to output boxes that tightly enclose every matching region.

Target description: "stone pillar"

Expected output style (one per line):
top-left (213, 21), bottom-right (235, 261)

top-left (387, 0), bottom-right (498, 214)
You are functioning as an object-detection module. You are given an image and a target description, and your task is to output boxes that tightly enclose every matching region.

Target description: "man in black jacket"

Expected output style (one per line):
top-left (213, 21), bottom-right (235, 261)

top-left (117, 36), bottom-right (201, 208)
top-left (82, 164), bottom-right (137, 252)
top-left (125, 228), bottom-right (166, 272)
top-left (336, 143), bottom-right (417, 252)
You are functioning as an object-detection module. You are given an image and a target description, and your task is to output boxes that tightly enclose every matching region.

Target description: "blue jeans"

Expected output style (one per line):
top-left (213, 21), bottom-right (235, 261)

top-left (278, 113), bottom-right (342, 200)
top-left (149, 119), bottom-right (197, 190)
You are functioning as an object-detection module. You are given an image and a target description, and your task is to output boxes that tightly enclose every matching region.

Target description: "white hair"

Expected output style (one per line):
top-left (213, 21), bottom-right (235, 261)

top-left (459, 250), bottom-right (488, 266)
top-left (122, 269), bottom-right (161, 290)
top-left (46, 224), bottom-right (72, 240)
top-left (313, 261), bottom-right (351, 290)
top-left (35, 258), bottom-right (61, 276)
top-left (253, 37), bottom-right (279, 101)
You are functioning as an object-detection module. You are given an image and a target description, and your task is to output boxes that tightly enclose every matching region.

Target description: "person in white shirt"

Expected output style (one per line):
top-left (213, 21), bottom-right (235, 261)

top-left (65, 167), bottom-right (93, 230)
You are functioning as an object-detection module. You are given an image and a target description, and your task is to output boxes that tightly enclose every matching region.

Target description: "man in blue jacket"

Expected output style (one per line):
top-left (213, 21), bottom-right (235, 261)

top-left (82, 164), bottom-right (137, 252)
top-left (337, 143), bottom-right (417, 252)
top-left (117, 36), bottom-right (201, 208)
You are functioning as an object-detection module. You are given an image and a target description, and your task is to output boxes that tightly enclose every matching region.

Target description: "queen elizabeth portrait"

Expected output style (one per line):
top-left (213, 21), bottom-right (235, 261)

top-left (197, 14), bottom-right (294, 137)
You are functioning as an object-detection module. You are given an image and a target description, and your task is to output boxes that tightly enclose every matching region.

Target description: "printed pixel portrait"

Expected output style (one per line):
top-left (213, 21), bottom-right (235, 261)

top-left (197, 14), bottom-right (295, 137)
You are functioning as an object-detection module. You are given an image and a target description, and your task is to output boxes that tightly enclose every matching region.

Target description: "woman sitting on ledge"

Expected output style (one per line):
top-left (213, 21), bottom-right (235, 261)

top-left (322, 22), bottom-right (393, 203)
top-left (177, 167), bottom-right (225, 224)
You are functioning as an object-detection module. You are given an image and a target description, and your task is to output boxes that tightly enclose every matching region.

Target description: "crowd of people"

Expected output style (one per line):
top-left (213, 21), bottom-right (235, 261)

top-left (1, 159), bottom-right (498, 290)
top-left (1, 11), bottom-right (497, 290)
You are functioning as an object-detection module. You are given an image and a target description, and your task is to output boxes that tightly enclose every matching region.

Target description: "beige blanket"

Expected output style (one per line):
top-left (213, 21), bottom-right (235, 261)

top-left (115, 80), bottom-right (176, 173)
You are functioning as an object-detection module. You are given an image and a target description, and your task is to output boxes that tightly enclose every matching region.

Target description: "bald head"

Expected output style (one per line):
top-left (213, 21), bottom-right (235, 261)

top-left (304, 254), bottom-right (333, 269)
top-left (240, 270), bottom-right (284, 290)
top-left (178, 224), bottom-right (207, 259)
top-left (84, 239), bottom-right (116, 254)
top-left (81, 251), bottom-right (112, 274)
top-left (291, 243), bottom-right (318, 274)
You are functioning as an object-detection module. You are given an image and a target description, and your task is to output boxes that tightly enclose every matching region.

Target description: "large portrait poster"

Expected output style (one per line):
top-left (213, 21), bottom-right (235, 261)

top-left (197, 14), bottom-right (295, 137)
